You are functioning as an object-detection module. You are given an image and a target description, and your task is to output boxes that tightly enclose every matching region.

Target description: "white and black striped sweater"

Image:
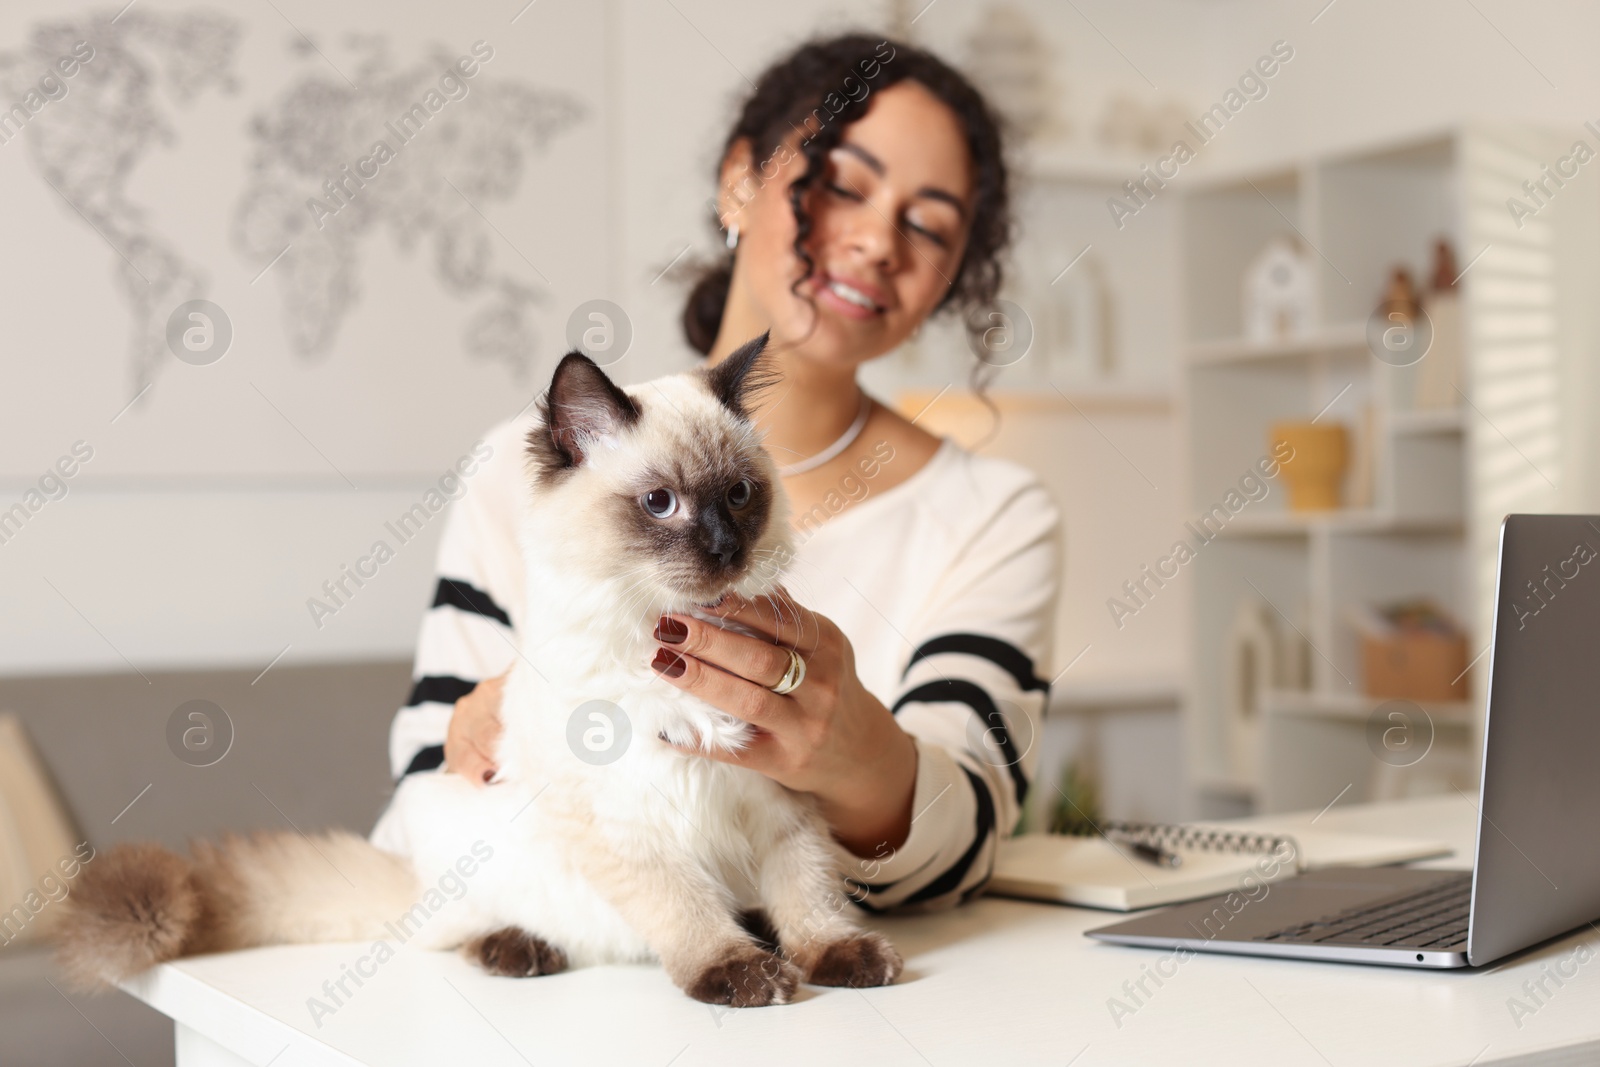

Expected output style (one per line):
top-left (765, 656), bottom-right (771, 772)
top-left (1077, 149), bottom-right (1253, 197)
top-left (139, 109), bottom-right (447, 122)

top-left (385, 414), bottom-right (1062, 911)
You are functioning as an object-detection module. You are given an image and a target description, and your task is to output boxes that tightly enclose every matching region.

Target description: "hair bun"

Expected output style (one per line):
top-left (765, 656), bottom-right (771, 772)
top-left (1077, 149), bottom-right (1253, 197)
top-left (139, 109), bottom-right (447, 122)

top-left (682, 259), bottom-right (733, 356)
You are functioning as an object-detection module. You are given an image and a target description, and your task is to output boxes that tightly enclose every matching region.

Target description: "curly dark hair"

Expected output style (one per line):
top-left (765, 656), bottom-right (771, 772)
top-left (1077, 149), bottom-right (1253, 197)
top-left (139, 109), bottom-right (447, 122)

top-left (681, 32), bottom-right (1013, 359)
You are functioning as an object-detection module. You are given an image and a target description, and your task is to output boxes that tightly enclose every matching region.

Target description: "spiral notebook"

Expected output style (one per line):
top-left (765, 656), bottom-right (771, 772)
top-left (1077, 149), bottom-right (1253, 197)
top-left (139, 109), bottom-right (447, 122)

top-left (989, 820), bottom-right (1451, 911)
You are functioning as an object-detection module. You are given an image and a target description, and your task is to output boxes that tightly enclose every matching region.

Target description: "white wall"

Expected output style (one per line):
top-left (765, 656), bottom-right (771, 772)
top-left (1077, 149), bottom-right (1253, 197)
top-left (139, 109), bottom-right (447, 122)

top-left (0, 0), bottom-right (609, 673)
top-left (1191, 0), bottom-right (1600, 170)
top-left (9, 0), bottom-right (1599, 677)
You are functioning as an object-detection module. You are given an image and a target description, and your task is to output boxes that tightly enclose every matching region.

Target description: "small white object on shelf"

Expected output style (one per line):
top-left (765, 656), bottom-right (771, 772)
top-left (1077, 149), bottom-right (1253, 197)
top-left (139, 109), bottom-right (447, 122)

top-left (1242, 237), bottom-right (1314, 342)
top-left (1412, 238), bottom-right (1467, 411)
top-left (1414, 287), bottom-right (1463, 409)
top-left (1223, 598), bottom-right (1305, 782)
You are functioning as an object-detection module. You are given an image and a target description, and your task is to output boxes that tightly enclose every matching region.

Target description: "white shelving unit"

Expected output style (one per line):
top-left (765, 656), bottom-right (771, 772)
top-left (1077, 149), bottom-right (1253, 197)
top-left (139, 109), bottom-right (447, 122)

top-left (886, 140), bottom-right (1191, 824)
top-left (1177, 126), bottom-right (1593, 816)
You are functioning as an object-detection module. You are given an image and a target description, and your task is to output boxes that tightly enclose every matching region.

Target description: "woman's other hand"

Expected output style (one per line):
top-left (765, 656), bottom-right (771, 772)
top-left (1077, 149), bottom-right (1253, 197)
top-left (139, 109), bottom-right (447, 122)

top-left (445, 672), bottom-right (508, 785)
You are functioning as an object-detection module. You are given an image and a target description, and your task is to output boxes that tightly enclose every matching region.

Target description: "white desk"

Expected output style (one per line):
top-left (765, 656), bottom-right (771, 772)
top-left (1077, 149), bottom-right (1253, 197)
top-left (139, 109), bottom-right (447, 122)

top-left (123, 794), bottom-right (1600, 1066)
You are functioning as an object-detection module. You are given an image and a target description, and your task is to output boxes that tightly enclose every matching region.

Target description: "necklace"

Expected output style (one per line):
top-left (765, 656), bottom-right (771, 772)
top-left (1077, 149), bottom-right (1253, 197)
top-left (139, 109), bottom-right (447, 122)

top-left (775, 391), bottom-right (872, 477)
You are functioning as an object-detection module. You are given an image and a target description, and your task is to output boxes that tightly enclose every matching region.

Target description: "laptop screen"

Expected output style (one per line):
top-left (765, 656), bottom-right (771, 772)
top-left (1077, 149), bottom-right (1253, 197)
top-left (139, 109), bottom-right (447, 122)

top-left (1471, 514), bottom-right (1600, 965)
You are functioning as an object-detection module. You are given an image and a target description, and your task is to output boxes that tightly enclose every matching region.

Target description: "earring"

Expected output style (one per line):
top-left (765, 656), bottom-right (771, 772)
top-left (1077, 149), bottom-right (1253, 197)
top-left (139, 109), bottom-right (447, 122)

top-left (725, 223), bottom-right (740, 251)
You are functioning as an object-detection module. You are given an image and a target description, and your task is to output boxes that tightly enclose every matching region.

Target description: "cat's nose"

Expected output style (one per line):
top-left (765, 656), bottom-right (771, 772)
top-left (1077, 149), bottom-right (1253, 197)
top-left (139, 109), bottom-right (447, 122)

top-left (696, 511), bottom-right (741, 568)
top-left (707, 531), bottom-right (738, 567)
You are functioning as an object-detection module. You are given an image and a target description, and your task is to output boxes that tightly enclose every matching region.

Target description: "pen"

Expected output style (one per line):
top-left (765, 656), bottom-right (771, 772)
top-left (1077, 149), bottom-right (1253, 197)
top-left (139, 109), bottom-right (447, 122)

top-left (1110, 833), bottom-right (1182, 868)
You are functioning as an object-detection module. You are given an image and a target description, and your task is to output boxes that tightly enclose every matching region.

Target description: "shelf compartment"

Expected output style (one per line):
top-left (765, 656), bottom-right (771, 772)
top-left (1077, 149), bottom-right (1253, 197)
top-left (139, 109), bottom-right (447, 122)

top-left (1314, 136), bottom-right (1459, 327)
top-left (1324, 529), bottom-right (1470, 693)
top-left (1185, 358), bottom-right (1378, 521)
top-left (1182, 168), bottom-right (1304, 344)
top-left (1188, 537), bottom-right (1312, 794)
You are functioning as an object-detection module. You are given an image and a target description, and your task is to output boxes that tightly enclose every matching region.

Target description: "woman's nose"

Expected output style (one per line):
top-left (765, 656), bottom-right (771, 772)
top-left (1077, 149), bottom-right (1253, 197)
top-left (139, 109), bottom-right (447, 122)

top-left (842, 199), bottom-right (899, 270)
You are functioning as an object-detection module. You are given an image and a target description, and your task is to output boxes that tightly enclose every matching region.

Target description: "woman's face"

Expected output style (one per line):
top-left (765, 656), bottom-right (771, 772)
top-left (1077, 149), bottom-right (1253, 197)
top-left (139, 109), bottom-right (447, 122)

top-left (719, 79), bottom-right (975, 370)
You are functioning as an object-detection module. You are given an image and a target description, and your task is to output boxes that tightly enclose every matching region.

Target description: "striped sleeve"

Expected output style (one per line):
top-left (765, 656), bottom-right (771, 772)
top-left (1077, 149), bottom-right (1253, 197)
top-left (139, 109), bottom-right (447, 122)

top-left (849, 477), bottom-right (1062, 912)
top-left (387, 430), bottom-right (526, 780)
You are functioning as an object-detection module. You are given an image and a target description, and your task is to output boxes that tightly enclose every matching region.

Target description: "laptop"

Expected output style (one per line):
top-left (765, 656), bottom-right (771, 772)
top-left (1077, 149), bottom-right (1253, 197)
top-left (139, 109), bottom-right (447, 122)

top-left (1088, 513), bottom-right (1600, 969)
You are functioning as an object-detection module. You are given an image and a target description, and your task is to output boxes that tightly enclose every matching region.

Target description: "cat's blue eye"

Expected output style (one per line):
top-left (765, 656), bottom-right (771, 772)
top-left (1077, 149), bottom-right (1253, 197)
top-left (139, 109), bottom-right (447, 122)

top-left (726, 479), bottom-right (752, 510)
top-left (643, 488), bottom-right (677, 518)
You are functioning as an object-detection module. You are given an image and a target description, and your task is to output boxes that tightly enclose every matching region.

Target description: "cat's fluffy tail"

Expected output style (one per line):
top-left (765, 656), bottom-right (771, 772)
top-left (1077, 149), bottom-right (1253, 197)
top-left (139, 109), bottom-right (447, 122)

top-left (54, 831), bottom-right (420, 989)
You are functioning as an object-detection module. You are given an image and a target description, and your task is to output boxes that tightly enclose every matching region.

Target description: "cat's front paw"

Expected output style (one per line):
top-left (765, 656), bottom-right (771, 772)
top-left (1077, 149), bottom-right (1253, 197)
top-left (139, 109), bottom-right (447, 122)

top-left (656, 706), bottom-right (753, 754)
top-left (467, 928), bottom-right (568, 977)
top-left (804, 932), bottom-right (903, 988)
top-left (682, 942), bottom-right (801, 1007)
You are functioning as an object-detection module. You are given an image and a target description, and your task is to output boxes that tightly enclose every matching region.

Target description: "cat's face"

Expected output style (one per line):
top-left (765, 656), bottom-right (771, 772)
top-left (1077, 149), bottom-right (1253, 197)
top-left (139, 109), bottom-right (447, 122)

top-left (525, 332), bottom-right (792, 609)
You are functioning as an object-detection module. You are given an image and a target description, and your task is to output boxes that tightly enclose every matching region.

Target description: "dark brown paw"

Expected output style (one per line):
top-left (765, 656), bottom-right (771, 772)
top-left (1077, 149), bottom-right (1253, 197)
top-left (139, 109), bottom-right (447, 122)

top-left (467, 928), bottom-right (568, 977)
top-left (683, 943), bottom-right (801, 1007)
top-left (806, 932), bottom-right (903, 988)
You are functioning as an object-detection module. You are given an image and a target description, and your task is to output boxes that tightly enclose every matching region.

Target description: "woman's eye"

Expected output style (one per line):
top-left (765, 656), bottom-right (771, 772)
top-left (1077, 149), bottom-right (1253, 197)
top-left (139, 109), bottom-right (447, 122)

top-left (643, 488), bottom-right (678, 518)
top-left (726, 478), bottom-right (753, 510)
top-left (908, 222), bottom-right (949, 248)
top-left (826, 181), bottom-right (862, 201)
top-left (906, 213), bottom-right (952, 247)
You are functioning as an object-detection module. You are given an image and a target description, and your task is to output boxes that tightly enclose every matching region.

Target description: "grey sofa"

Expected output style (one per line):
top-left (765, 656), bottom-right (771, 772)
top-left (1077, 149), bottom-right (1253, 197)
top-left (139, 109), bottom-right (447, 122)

top-left (0, 659), bottom-right (413, 1067)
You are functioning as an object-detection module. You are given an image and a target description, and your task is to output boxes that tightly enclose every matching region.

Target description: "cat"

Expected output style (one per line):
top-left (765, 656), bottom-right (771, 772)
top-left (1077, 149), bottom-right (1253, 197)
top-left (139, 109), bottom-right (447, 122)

top-left (54, 332), bottom-right (903, 1008)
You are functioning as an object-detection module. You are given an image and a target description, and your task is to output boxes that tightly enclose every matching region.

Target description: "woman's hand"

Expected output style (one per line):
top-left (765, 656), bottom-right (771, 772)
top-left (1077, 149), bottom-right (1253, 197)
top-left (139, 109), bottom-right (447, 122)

top-left (648, 589), bottom-right (919, 858)
top-left (445, 672), bottom-right (508, 785)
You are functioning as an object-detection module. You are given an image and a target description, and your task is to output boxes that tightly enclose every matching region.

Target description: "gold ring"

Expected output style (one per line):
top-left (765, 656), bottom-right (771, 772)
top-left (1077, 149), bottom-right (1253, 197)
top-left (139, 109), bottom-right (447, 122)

top-left (769, 647), bottom-right (806, 695)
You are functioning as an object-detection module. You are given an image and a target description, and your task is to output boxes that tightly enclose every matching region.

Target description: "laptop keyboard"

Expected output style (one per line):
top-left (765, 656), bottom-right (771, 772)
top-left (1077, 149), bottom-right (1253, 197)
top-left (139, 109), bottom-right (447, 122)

top-left (1254, 873), bottom-right (1472, 950)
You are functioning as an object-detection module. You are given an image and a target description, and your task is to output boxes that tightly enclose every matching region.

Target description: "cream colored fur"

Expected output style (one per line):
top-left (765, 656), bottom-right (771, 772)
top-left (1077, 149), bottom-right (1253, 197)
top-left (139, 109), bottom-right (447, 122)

top-left (379, 371), bottom-right (891, 995)
top-left (57, 359), bottom-right (901, 1004)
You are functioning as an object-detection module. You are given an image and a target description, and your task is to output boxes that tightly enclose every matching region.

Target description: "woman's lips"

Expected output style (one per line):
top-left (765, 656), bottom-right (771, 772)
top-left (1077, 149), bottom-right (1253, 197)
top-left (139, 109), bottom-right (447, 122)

top-left (814, 276), bottom-right (885, 322)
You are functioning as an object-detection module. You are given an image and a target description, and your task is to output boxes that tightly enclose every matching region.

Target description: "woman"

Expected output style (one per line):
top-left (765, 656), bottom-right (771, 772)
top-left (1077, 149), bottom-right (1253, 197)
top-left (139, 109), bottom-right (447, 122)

top-left (379, 34), bottom-right (1061, 911)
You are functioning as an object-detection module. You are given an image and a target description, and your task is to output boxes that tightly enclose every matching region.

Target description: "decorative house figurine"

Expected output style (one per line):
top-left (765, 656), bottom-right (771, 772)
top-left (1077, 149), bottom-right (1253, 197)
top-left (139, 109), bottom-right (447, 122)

top-left (1242, 237), bottom-right (1314, 342)
top-left (1224, 599), bottom-right (1308, 781)
top-left (1224, 599), bottom-right (1274, 782)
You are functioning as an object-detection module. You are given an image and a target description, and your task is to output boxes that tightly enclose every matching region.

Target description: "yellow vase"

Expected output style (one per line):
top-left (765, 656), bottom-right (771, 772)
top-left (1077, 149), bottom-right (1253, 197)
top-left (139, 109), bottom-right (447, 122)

top-left (1270, 421), bottom-right (1349, 512)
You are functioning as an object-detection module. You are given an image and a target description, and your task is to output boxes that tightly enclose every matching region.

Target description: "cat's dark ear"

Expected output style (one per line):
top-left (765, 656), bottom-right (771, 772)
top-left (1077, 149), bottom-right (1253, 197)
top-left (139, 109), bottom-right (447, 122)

top-left (528, 351), bottom-right (641, 474)
top-left (704, 331), bottom-right (777, 420)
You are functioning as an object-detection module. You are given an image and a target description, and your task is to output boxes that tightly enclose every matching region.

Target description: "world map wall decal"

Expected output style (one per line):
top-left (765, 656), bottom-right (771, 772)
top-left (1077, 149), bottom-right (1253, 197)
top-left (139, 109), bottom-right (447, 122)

top-left (0, 9), bottom-right (241, 400)
top-left (0, 9), bottom-right (588, 400)
top-left (234, 32), bottom-right (587, 378)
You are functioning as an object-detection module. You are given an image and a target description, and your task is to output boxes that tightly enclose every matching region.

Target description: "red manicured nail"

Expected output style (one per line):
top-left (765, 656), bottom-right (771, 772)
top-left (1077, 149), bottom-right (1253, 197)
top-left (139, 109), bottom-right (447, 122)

top-left (482, 769), bottom-right (493, 783)
top-left (655, 616), bottom-right (688, 644)
top-left (651, 647), bottom-right (687, 678)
